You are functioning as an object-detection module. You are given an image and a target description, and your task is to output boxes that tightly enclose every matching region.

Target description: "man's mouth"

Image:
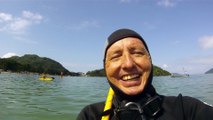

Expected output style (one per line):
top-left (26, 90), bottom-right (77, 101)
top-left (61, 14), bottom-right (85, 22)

top-left (121, 74), bottom-right (140, 81)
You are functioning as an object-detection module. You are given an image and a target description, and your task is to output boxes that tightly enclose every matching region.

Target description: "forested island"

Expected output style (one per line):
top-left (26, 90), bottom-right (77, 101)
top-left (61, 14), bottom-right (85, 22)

top-left (86, 65), bottom-right (171, 77)
top-left (0, 54), bottom-right (80, 76)
top-left (0, 54), bottom-right (171, 77)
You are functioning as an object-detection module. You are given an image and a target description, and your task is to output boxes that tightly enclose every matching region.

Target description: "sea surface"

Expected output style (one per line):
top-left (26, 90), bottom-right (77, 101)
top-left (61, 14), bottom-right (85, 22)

top-left (0, 73), bottom-right (213, 120)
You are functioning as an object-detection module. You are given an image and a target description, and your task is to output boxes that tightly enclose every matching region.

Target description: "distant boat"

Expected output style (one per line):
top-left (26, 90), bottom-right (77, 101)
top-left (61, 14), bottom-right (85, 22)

top-left (171, 67), bottom-right (189, 78)
top-left (171, 73), bottom-right (189, 78)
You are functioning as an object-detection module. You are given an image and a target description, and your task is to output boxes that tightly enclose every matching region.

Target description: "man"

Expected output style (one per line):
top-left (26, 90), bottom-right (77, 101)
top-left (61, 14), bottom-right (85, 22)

top-left (77, 28), bottom-right (213, 120)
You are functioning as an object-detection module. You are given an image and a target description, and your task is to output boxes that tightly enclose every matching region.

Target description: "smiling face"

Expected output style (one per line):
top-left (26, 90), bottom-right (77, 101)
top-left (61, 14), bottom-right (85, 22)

top-left (105, 37), bottom-right (152, 96)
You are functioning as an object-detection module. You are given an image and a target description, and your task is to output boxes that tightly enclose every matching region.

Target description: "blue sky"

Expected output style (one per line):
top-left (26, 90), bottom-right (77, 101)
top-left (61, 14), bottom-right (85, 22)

top-left (0, 0), bottom-right (213, 74)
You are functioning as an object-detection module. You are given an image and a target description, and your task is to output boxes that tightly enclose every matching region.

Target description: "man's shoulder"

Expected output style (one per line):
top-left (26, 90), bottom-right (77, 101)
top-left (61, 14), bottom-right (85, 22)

top-left (160, 94), bottom-right (213, 120)
top-left (84, 101), bottom-right (105, 111)
top-left (77, 101), bottom-right (105, 120)
top-left (161, 94), bottom-right (208, 107)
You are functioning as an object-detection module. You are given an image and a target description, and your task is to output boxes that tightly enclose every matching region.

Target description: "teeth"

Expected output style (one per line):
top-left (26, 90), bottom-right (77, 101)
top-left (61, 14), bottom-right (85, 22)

top-left (122, 74), bottom-right (139, 81)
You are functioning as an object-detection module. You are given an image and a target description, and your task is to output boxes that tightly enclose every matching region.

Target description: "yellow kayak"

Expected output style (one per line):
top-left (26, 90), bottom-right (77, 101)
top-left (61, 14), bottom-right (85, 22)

top-left (39, 77), bottom-right (54, 81)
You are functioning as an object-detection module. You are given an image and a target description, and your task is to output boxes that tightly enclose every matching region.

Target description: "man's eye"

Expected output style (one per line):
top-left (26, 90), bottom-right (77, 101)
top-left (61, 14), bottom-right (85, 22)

top-left (132, 51), bottom-right (145, 56)
top-left (135, 51), bottom-right (144, 54)
top-left (110, 54), bottom-right (121, 61)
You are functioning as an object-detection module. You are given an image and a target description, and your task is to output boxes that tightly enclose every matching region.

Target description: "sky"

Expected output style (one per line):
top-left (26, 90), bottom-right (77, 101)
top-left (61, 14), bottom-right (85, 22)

top-left (0, 0), bottom-right (213, 74)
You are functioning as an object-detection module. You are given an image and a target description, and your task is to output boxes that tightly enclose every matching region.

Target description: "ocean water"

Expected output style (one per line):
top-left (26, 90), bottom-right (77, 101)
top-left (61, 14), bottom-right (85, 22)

top-left (0, 73), bottom-right (212, 120)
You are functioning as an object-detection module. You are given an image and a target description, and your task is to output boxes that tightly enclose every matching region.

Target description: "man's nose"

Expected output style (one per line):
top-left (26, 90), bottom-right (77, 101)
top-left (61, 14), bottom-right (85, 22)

top-left (121, 54), bottom-right (135, 69)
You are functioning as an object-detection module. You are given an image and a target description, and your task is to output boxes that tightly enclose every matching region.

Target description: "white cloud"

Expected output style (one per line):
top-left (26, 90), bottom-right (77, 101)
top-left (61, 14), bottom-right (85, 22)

top-left (157, 0), bottom-right (176, 8)
top-left (0, 10), bottom-right (43, 34)
top-left (2, 53), bottom-right (19, 58)
top-left (199, 35), bottom-right (213, 49)
top-left (22, 11), bottom-right (43, 22)
top-left (9, 18), bottom-right (31, 32)
top-left (0, 13), bottom-right (13, 22)
top-left (162, 64), bottom-right (169, 68)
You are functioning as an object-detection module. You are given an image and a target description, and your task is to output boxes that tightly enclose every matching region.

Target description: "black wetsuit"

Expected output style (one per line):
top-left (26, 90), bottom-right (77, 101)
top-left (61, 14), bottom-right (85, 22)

top-left (77, 94), bottom-right (213, 120)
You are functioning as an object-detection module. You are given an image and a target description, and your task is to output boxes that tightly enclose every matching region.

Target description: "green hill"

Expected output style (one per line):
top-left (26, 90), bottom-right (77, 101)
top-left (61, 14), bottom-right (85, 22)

top-left (0, 54), bottom-right (79, 76)
top-left (153, 65), bottom-right (171, 76)
top-left (86, 65), bottom-right (171, 77)
top-left (86, 68), bottom-right (106, 77)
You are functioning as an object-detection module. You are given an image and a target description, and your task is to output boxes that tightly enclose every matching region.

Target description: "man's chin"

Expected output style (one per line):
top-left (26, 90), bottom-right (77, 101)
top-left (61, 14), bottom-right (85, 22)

top-left (122, 88), bottom-right (144, 96)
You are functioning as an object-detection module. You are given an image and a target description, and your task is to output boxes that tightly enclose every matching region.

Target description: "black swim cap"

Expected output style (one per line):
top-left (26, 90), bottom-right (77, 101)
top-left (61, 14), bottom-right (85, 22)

top-left (103, 28), bottom-right (150, 63)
